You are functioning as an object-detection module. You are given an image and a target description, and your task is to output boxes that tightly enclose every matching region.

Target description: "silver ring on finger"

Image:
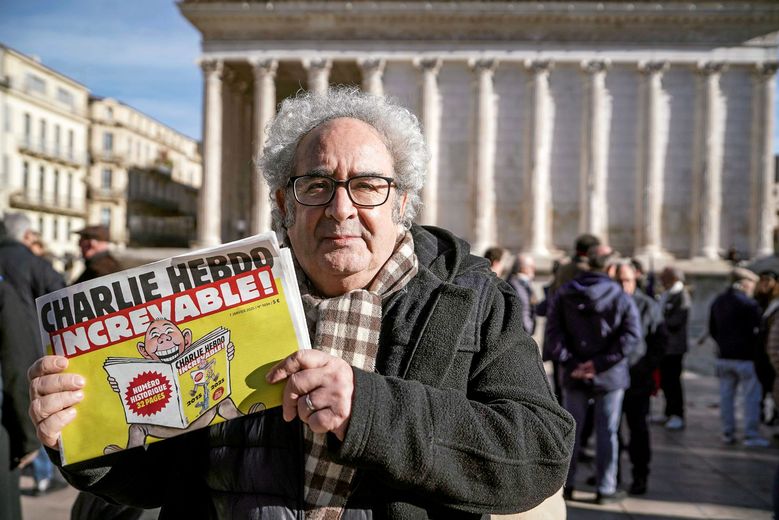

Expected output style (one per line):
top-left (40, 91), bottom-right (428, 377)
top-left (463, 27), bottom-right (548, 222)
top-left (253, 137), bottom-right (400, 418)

top-left (304, 394), bottom-right (316, 413)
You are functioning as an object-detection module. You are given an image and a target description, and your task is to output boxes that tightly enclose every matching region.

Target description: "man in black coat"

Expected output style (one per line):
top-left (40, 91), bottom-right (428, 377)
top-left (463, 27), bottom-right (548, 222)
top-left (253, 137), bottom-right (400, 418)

top-left (0, 213), bottom-right (65, 311)
top-left (0, 270), bottom-right (42, 519)
top-left (73, 225), bottom-right (121, 284)
top-left (613, 262), bottom-right (666, 495)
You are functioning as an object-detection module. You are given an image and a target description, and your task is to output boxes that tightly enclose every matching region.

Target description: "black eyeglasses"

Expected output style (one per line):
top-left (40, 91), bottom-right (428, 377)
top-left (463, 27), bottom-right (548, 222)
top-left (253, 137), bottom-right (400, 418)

top-left (288, 175), bottom-right (396, 207)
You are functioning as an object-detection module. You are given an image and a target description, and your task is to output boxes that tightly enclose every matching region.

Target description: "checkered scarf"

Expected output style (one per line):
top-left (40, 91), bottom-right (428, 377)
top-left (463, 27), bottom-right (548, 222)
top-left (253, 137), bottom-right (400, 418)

top-left (296, 231), bottom-right (417, 519)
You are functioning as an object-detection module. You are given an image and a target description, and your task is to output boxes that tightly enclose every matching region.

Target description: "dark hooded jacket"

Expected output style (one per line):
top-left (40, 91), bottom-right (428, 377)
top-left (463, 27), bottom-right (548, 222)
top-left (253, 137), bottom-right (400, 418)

top-left (56, 225), bottom-right (575, 519)
top-left (545, 271), bottom-right (641, 392)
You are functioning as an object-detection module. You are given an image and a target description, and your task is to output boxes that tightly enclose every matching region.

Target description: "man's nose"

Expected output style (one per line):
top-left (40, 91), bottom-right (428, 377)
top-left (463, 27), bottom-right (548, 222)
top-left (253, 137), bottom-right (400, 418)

top-left (324, 184), bottom-right (358, 221)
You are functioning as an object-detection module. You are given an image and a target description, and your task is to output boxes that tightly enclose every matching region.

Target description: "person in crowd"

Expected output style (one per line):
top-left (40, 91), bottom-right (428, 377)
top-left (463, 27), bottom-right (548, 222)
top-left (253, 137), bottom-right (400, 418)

top-left (28, 87), bottom-right (574, 518)
top-left (0, 269), bottom-right (41, 518)
top-left (657, 266), bottom-right (691, 431)
top-left (754, 270), bottom-right (778, 425)
top-left (550, 234), bottom-right (601, 294)
top-left (547, 245), bottom-right (641, 504)
top-left (484, 246), bottom-right (509, 278)
top-left (0, 213), bottom-right (65, 496)
top-left (508, 253), bottom-right (537, 335)
top-left (73, 225), bottom-right (121, 284)
top-left (613, 262), bottom-right (666, 495)
top-left (0, 212), bottom-right (65, 311)
top-left (709, 268), bottom-right (769, 447)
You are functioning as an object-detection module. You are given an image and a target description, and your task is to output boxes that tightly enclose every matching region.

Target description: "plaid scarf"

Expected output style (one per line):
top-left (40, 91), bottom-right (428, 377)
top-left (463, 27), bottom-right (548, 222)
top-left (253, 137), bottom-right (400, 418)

top-left (296, 231), bottom-right (418, 519)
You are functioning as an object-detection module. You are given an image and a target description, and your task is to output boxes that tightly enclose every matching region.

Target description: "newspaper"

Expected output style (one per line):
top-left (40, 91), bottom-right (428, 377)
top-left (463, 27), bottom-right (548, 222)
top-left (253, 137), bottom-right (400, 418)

top-left (35, 232), bottom-right (310, 465)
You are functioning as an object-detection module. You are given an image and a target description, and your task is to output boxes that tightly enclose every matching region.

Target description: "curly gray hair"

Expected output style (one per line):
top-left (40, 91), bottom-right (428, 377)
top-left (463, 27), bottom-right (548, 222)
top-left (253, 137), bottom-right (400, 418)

top-left (258, 86), bottom-right (427, 235)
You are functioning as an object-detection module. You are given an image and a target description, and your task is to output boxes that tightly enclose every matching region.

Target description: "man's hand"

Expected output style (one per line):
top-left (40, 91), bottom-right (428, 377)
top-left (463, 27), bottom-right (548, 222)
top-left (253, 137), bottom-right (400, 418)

top-left (266, 350), bottom-right (354, 441)
top-left (18, 449), bottom-right (40, 469)
top-left (570, 360), bottom-right (596, 380)
top-left (28, 356), bottom-right (85, 448)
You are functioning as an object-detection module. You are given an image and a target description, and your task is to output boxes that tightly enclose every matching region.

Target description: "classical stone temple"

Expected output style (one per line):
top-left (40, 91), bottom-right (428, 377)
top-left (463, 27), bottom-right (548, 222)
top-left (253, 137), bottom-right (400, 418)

top-left (179, 1), bottom-right (779, 265)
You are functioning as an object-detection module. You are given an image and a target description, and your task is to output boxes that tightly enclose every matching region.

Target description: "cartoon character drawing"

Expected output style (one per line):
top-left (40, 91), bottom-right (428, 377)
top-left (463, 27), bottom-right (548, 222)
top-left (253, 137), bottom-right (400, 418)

top-left (190, 358), bottom-right (218, 413)
top-left (104, 318), bottom-right (264, 454)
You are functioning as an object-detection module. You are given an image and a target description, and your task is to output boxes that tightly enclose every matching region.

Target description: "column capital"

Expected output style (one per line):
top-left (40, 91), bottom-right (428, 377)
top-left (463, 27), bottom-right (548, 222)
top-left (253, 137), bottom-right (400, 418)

top-left (414, 57), bottom-right (442, 73)
top-left (357, 58), bottom-right (386, 74)
top-left (753, 61), bottom-right (779, 79)
top-left (249, 58), bottom-right (278, 77)
top-left (199, 59), bottom-right (223, 77)
top-left (580, 59), bottom-right (610, 74)
top-left (696, 61), bottom-right (728, 76)
top-left (525, 59), bottom-right (554, 74)
top-left (302, 58), bottom-right (332, 72)
top-left (638, 60), bottom-right (669, 75)
top-left (468, 58), bottom-right (498, 72)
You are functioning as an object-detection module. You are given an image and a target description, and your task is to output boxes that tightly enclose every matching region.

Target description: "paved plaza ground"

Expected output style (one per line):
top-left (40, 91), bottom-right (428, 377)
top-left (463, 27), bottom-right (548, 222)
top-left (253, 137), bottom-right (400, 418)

top-left (21, 371), bottom-right (779, 519)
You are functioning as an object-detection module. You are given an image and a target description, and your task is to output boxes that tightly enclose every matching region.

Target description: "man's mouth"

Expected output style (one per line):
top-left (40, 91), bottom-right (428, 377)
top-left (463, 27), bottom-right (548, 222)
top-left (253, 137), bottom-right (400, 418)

top-left (156, 345), bottom-right (180, 362)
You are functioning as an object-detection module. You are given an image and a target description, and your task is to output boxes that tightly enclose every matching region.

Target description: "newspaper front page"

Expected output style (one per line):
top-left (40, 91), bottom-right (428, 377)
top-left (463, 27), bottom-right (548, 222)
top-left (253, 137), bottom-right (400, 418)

top-left (35, 232), bottom-right (310, 465)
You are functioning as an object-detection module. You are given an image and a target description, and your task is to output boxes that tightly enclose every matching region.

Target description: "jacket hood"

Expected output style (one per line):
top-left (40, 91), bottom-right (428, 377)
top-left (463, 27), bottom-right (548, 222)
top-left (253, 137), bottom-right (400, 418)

top-left (564, 271), bottom-right (624, 314)
top-left (411, 225), bottom-right (488, 284)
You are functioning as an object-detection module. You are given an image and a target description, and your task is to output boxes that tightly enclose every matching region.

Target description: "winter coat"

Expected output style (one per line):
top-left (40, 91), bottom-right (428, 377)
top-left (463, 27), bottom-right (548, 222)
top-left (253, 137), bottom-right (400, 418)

top-left (709, 287), bottom-right (762, 361)
top-left (545, 271), bottom-right (641, 392)
top-left (74, 251), bottom-right (121, 284)
top-left (661, 289), bottom-right (690, 356)
top-left (508, 274), bottom-right (536, 335)
top-left (57, 225), bottom-right (575, 519)
top-left (0, 239), bottom-right (64, 315)
top-left (629, 290), bottom-right (667, 394)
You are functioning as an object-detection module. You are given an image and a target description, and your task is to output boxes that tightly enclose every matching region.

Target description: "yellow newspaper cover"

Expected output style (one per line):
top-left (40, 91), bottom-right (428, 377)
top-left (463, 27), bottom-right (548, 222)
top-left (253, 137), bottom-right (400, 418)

top-left (35, 232), bottom-right (310, 465)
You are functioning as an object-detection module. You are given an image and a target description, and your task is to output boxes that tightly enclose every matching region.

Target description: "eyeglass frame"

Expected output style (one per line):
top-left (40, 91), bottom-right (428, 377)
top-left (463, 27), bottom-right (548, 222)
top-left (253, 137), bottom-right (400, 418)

top-left (287, 174), bottom-right (397, 208)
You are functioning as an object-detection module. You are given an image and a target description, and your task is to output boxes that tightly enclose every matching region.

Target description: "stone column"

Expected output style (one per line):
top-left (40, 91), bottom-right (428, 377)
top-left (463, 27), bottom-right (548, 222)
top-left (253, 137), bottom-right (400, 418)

top-left (635, 61), bottom-right (669, 259)
top-left (303, 58), bottom-right (332, 96)
top-left (358, 58), bottom-right (385, 96)
top-left (525, 60), bottom-right (554, 256)
top-left (198, 59), bottom-right (224, 247)
top-left (250, 58), bottom-right (277, 234)
top-left (416, 58), bottom-right (442, 226)
top-left (691, 62), bottom-right (726, 259)
top-left (470, 59), bottom-right (497, 255)
top-left (750, 62), bottom-right (778, 256)
top-left (579, 60), bottom-right (609, 239)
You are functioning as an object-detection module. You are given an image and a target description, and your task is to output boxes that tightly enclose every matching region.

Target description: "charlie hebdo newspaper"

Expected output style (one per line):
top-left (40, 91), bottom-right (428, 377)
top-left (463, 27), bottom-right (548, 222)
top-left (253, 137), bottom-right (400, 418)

top-left (35, 232), bottom-right (310, 465)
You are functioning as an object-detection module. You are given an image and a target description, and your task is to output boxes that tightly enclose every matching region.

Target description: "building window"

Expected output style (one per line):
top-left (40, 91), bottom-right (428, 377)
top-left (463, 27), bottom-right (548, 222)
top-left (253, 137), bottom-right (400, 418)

top-left (53, 217), bottom-right (59, 241)
top-left (54, 124), bottom-right (61, 155)
top-left (67, 172), bottom-right (73, 207)
top-left (68, 129), bottom-right (74, 159)
top-left (3, 104), bottom-right (10, 132)
top-left (38, 216), bottom-right (45, 238)
top-left (38, 165), bottom-right (45, 202)
top-left (106, 106), bottom-right (113, 120)
top-left (53, 169), bottom-right (60, 202)
top-left (56, 87), bottom-right (74, 108)
top-left (39, 119), bottom-right (47, 149)
top-left (22, 161), bottom-right (29, 191)
top-left (100, 207), bottom-right (111, 229)
top-left (101, 168), bottom-right (112, 189)
top-left (1, 155), bottom-right (8, 188)
top-left (26, 73), bottom-right (46, 95)
top-left (66, 219), bottom-right (72, 239)
top-left (23, 113), bottom-right (31, 141)
top-left (103, 132), bottom-right (113, 152)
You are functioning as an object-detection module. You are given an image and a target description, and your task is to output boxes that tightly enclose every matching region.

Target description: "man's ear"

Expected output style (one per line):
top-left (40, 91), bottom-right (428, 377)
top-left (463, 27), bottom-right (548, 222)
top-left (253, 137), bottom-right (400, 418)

top-left (137, 342), bottom-right (151, 359)
top-left (398, 192), bottom-right (408, 218)
top-left (275, 190), bottom-right (287, 219)
top-left (183, 329), bottom-right (192, 347)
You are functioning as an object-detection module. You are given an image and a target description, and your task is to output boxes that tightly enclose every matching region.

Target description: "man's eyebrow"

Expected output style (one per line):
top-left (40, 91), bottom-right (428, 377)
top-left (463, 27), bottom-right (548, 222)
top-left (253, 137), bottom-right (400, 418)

top-left (302, 168), bottom-right (385, 177)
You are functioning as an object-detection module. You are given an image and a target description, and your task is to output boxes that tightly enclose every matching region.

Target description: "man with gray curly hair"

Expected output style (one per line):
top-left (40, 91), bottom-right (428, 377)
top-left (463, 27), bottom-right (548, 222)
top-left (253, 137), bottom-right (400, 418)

top-left (30, 87), bottom-right (573, 519)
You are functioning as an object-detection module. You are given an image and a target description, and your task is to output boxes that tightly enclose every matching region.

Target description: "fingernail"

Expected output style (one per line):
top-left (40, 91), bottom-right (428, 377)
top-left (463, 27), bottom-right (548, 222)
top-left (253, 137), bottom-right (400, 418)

top-left (74, 391), bottom-right (84, 401)
top-left (55, 358), bottom-right (67, 369)
top-left (74, 376), bottom-right (85, 388)
top-left (67, 408), bottom-right (77, 417)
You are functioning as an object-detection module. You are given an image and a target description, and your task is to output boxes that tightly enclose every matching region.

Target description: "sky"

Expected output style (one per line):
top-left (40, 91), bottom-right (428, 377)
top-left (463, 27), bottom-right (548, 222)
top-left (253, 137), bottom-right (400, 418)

top-left (1, 1), bottom-right (778, 151)
top-left (0, 0), bottom-right (203, 140)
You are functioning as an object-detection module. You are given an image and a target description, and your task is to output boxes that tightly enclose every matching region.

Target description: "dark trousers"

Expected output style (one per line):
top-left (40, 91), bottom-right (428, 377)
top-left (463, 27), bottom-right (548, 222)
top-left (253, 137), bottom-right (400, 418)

top-left (660, 354), bottom-right (685, 418)
top-left (622, 388), bottom-right (651, 481)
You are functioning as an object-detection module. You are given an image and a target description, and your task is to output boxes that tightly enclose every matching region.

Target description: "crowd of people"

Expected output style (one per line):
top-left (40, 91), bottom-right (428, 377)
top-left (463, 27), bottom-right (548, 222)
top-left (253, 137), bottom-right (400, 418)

top-left (485, 233), bottom-right (778, 505)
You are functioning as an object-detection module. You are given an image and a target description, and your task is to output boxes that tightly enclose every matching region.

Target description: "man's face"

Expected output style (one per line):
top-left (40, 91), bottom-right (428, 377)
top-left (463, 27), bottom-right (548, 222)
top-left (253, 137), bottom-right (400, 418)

top-left (138, 319), bottom-right (191, 362)
top-left (660, 269), bottom-right (675, 290)
top-left (277, 117), bottom-right (406, 296)
top-left (756, 276), bottom-right (777, 299)
top-left (615, 265), bottom-right (637, 295)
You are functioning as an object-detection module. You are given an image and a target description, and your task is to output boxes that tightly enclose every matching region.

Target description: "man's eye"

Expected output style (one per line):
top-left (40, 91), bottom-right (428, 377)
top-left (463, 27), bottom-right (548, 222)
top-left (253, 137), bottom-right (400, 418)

top-left (150, 332), bottom-right (159, 339)
top-left (164, 327), bottom-right (173, 335)
top-left (352, 180), bottom-right (380, 192)
top-left (303, 181), bottom-right (328, 193)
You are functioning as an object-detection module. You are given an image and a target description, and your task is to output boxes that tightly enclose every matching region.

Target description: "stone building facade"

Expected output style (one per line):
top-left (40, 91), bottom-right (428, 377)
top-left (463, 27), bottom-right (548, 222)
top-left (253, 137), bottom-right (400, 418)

top-left (88, 97), bottom-right (202, 248)
top-left (0, 44), bottom-right (89, 262)
top-left (179, 1), bottom-right (779, 265)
